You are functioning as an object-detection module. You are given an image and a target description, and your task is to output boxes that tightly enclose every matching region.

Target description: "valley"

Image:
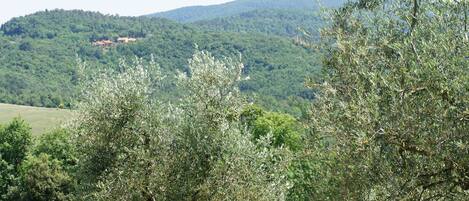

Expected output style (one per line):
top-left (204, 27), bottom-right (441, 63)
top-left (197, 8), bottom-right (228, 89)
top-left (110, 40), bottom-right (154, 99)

top-left (0, 7), bottom-right (323, 115)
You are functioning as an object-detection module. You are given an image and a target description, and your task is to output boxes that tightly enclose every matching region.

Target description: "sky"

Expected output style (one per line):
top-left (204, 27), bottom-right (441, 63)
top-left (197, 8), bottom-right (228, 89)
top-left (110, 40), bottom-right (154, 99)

top-left (0, 0), bottom-right (233, 24)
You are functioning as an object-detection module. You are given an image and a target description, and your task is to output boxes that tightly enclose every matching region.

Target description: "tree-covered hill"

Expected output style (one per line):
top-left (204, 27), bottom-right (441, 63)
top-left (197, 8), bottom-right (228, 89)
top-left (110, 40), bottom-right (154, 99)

top-left (148, 0), bottom-right (345, 23)
top-left (0, 9), bottom-right (320, 114)
top-left (192, 9), bottom-right (323, 38)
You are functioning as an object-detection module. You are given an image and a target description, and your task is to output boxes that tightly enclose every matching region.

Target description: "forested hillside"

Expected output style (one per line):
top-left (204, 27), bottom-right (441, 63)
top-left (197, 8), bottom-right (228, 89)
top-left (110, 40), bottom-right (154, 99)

top-left (150, 0), bottom-right (346, 43)
top-left (192, 9), bottom-right (322, 38)
top-left (0, 9), bottom-right (320, 114)
top-left (149, 0), bottom-right (316, 22)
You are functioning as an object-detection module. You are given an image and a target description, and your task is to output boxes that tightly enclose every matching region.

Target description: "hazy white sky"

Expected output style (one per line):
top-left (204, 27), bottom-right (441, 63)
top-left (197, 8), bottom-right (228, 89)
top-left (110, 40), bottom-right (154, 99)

top-left (0, 0), bottom-right (233, 24)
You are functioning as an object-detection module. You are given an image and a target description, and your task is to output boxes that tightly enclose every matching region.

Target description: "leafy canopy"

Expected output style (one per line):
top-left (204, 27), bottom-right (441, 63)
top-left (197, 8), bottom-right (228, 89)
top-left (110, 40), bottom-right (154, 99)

top-left (71, 50), bottom-right (293, 200)
top-left (309, 0), bottom-right (469, 199)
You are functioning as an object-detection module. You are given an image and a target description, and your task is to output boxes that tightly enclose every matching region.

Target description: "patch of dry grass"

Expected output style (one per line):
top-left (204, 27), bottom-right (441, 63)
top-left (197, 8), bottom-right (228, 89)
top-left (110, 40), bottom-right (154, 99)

top-left (0, 103), bottom-right (72, 136)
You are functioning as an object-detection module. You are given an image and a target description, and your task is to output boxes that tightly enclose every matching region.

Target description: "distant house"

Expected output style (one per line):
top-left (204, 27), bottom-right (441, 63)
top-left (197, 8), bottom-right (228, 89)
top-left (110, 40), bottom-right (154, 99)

top-left (92, 40), bottom-right (113, 47)
top-left (92, 37), bottom-right (138, 46)
top-left (117, 37), bottom-right (137, 43)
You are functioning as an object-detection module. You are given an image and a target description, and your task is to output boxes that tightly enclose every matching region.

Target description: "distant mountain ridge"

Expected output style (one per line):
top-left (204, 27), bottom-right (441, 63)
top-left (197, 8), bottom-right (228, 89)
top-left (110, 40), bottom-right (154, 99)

top-left (148, 0), bottom-right (345, 23)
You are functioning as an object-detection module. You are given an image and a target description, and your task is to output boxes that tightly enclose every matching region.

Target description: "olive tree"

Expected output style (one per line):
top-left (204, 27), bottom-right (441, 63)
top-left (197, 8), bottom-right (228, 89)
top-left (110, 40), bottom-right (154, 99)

top-left (309, 0), bottom-right (468, 199)
top-left (72, 51), bottom-right (293, 200)
top-left (72, 57), bottom-right (157, 196)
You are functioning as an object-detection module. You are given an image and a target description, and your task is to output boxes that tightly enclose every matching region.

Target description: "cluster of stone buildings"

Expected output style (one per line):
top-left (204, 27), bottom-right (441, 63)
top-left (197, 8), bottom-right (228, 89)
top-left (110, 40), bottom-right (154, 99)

top-left (92, 37), bottom-right (138, 47)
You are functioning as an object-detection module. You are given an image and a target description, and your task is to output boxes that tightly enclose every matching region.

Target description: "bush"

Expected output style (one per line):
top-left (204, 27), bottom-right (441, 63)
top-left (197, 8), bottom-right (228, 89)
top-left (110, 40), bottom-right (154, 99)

top-left (0, 118), bottom-right (32, 199)
top-left (33, 129), bottom-right (77, 168)
top-left (0, 118), bottom-right (32, 168)
top-left (18, 154), bottom-right (74, 201)
top-left (241, 105), bottom-right (303, 150)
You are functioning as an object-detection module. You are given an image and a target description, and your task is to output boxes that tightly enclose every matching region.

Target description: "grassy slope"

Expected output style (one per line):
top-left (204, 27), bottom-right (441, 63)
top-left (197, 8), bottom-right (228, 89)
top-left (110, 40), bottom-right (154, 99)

top-left (0, 103), bottom-right (71, 135)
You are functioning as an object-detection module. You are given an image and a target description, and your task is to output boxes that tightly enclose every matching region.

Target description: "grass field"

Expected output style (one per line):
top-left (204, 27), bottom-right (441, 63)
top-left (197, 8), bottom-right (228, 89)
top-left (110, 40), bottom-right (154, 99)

top-left (0, 103), bottom-right (72, 136)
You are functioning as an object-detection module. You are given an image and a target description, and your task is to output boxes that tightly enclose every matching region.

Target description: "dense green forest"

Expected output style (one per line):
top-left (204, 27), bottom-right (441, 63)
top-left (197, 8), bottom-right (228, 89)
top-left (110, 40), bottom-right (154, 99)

top-left (192, 9), bottom-right (323, 38)
top-left (0, 9), bottom-right (320, 115)
top-left (153, 0), bottom-right (344, 40)
top-left (147, 0), bottom-right (339, 22)
top-left (1, 0), bottom-right (468, 200)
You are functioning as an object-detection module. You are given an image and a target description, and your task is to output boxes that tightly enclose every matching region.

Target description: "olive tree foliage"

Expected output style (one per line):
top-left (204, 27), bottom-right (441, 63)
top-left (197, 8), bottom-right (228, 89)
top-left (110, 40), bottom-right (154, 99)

top-left (72, 57), bottom-right (158, 193)
top-left (72, 51), bottom-right (292, 200)
top-left (308, 0), bottom-right (468, 200)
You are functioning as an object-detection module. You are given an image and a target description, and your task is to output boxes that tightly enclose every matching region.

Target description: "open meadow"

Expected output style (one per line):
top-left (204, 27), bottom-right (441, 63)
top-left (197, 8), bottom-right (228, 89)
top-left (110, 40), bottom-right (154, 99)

top-left (0, 103), bottom-right (71, 135)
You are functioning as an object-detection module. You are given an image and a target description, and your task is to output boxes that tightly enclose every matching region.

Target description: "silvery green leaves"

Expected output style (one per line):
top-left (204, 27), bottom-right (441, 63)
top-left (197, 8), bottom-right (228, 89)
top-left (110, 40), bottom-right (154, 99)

top-left (309, 0), bottom-right (469, 199)
top-left (72, 50), bottom-right (292, 201)
top-left (177, 51), bottom-right (245, 127)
